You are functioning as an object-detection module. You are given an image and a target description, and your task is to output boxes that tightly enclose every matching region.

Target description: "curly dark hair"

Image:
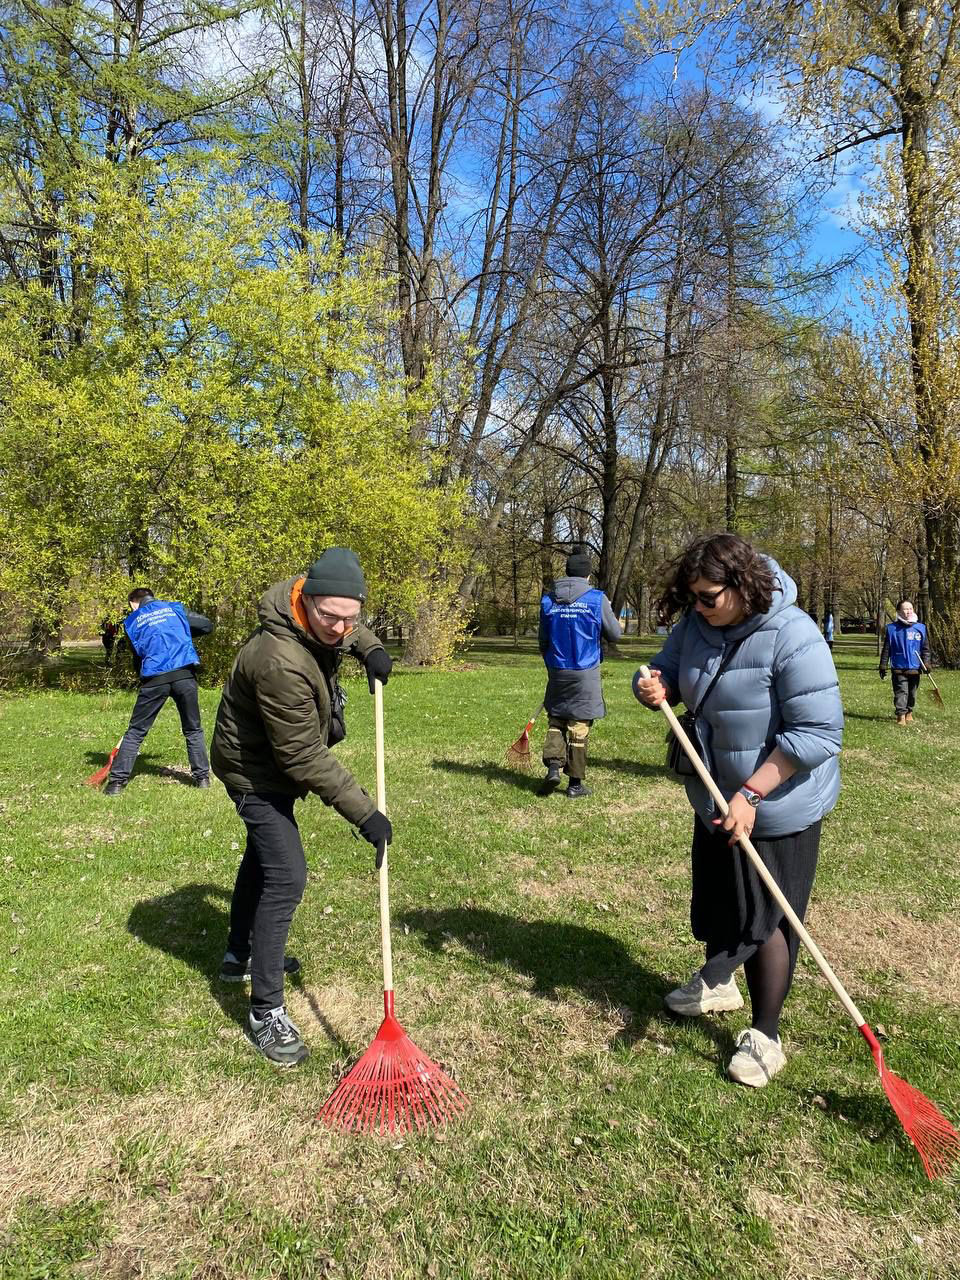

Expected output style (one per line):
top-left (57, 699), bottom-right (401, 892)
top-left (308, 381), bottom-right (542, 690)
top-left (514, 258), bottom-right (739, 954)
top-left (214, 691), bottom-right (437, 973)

top-left (655, 533), bottom-right (777, 623)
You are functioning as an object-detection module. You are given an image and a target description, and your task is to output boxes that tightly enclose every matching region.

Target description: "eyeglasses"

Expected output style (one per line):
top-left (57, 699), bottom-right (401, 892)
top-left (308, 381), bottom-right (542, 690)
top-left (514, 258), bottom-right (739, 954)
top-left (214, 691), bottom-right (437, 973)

top-left (312, 607), bottom-right (361, 628)
top-left (691, 586), bottom-right (727, 608)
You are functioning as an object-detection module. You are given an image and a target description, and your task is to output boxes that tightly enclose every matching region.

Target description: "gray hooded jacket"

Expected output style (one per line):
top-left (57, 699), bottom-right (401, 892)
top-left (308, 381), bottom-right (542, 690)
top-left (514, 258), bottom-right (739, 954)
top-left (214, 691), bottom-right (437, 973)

top-left (538, 576), bottom-right (622, 720)
top-left (645, 558), bottom-right (843, 838)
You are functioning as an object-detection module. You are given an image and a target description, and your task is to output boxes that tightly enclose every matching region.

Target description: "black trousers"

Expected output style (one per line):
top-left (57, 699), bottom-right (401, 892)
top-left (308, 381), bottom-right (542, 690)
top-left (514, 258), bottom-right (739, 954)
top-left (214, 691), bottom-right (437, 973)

top-left (692, 817), bottom-right (821, 988)
top-left (226, 791), bottom-right (307, 1014)
top-left (110, 675), bottom-right (209, 783)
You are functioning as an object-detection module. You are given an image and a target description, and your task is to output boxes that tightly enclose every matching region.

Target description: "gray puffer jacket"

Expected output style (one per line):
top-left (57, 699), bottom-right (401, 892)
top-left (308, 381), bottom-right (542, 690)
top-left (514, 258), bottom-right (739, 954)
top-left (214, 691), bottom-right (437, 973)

top-left (539, 577), bottom-right (622, 720)
top-left (644, 559), bottom-right (843, 838)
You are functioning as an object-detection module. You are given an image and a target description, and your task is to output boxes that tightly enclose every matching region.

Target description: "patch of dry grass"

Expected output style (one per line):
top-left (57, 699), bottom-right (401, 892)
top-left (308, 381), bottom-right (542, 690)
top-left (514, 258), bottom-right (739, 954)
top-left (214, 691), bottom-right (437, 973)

top-left (807, 899), bottom-right (960, 1006)
top-left (746, 1132), bottom-right (960, 1279)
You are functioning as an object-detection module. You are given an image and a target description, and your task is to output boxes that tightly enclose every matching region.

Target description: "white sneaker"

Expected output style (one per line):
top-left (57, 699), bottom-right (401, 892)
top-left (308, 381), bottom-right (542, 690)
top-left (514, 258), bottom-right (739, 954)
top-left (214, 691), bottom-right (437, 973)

top-left (664, 970), bottom-right (744, 1016)
top-left (727, 1028), bottom-right (786, 1088)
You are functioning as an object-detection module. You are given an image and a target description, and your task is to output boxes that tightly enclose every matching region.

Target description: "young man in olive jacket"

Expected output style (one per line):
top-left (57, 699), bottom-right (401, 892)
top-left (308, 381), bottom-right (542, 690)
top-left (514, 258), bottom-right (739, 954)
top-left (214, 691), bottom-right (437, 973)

top-left (211, 548), bottom-right (393, 1066)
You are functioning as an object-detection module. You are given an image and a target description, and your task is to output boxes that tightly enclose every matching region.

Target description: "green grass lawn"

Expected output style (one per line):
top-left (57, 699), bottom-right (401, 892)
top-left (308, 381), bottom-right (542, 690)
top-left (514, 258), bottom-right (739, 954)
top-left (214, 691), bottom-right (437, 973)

top-left (1, 636), bottom-right (958, 1279)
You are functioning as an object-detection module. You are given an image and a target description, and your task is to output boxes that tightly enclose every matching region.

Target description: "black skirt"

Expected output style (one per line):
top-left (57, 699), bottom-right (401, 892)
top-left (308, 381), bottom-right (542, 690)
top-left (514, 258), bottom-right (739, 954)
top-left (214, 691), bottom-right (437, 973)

top-left (689, 816), bottom-right (821, 951)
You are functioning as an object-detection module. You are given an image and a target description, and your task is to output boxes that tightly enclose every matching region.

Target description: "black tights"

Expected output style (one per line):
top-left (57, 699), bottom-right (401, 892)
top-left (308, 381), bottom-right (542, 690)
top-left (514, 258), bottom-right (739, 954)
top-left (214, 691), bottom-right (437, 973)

top-left (702, 920), bottom-right (797, 1040)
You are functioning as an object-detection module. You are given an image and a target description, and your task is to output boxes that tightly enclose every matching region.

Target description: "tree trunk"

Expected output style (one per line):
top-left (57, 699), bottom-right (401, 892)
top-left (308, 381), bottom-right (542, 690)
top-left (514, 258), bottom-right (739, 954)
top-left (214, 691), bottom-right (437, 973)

top-left (899, 0), bottom-right (960, 638)
top-left (723, 212), bottom-right (738, 531)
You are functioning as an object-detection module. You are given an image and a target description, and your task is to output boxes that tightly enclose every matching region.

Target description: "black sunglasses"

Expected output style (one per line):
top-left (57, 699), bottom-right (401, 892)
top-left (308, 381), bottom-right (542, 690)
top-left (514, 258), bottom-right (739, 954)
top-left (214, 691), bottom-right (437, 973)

top-left (691, 586), bottom-right (727, 608)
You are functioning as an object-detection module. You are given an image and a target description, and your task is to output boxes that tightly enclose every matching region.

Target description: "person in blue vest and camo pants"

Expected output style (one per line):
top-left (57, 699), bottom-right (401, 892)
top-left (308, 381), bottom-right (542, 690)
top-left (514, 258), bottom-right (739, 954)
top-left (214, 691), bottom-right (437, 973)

top-left (879, 599), bottom-right (931, 725)
top-left (538, 545), bottom-right (622, 798)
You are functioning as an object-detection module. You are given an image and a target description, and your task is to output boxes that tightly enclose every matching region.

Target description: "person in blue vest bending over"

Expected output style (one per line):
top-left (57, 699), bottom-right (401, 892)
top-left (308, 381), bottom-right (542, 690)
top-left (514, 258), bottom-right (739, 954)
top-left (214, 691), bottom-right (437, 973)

top-left (103, 587), bottom-right (214, 795)
top-left (879, 599), bottom-right (931, 725)
top-left (538, 545), bottom-right (622, 798)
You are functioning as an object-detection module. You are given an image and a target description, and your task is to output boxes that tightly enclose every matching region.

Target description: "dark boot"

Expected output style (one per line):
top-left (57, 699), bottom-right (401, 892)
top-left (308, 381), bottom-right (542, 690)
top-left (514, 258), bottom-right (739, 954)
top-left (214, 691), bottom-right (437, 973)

top-left (539, 763), bottom-right (563, 795)
top-left (103, 779), bottom-right (126, 797)
top-left (565, 779), bottom-right (591, 799)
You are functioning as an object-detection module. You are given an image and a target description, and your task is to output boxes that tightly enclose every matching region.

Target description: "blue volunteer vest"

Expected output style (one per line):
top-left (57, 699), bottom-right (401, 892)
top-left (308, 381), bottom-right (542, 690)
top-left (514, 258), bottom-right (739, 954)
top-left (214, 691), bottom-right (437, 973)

top-left (541, 589), bottom-right (604, 670)
top-left (885, 620), bottom-right (926, 669)
top-left (124, 599), bottom-right (200, 678)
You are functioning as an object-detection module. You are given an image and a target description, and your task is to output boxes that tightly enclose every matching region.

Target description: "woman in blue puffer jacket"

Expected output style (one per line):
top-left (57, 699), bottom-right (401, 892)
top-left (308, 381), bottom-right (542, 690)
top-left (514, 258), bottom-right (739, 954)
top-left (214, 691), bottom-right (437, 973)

top-left (633, 533), bottom-right (843, 1089)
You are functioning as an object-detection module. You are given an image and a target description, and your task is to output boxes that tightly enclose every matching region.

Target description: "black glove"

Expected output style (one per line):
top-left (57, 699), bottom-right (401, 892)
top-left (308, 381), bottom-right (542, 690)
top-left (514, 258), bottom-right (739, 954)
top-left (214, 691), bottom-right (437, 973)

top-left (879, 667), bottom-right (887, 679)
top-left (364, 648), bottom-right (393, 694)
top-left (357, 809), bottom-right (393, 868)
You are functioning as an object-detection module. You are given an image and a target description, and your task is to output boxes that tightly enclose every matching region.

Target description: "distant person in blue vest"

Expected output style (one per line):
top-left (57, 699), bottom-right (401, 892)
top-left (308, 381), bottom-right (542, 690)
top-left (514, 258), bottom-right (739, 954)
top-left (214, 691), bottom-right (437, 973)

top-left (879, 600), bottom-right (930, 725)
top-left (103, 588), bottom-right (214, 796)
top-left (538, 545), bottom-right (622, 798)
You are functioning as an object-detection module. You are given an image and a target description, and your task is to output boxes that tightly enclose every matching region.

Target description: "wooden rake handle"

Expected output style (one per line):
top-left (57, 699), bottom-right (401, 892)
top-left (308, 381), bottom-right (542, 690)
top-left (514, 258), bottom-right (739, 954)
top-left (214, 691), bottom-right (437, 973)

top-left (639, 666), bottom-right (867, 1032)
top-left (374, 678), bottom-right (393, 997)
top-left (918, 655), bottom-right (944, 696)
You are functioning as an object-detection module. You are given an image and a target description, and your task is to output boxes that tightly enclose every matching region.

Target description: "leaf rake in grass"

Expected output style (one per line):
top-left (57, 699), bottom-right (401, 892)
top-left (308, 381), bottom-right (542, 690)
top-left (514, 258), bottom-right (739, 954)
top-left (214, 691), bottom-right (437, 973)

top-left (642, 666), bottom-right (960, 1180)
top-left (83, 735), bottom-right (124, 787)
top-left (505, 701), bottom-right (543, 771)
top-left (318, 679), bottom-right (468, 1136)
top-left (918, 657), bottom-right (946, 708)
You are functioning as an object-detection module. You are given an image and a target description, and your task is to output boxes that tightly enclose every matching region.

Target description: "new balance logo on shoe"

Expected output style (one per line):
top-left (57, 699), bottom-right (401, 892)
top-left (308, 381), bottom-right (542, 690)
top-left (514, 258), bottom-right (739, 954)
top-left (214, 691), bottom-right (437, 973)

top-left (247, 1006), bottom-right (309, 1068)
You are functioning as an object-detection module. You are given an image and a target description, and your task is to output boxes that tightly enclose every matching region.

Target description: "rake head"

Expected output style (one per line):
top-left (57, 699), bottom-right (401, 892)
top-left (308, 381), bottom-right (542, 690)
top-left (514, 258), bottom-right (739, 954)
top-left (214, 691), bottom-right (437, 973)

top-left (925, 683), bottom-right (946, 709)
top-left (83, 749), bottom-right (118, 788)
top-left (862, 1027), bottom-right (960, 1179)
top-left (318, 994), bottom-right (467, 1135)
top-left (505, 727), bottom-right (535, 770)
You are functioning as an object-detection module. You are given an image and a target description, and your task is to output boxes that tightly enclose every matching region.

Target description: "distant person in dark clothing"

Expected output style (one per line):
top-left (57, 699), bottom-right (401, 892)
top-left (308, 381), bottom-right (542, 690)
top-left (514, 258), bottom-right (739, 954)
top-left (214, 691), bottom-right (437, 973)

top-left (100, 618), bottom-right (118, 666)
top-left (879, 600), bottom-right (930, 725)
top-left (824, 613), bottom-right (834, 651)
top-left (538, 545), bottom-right (622, 799)
top-left (103, 588), bottom-right (213, 795)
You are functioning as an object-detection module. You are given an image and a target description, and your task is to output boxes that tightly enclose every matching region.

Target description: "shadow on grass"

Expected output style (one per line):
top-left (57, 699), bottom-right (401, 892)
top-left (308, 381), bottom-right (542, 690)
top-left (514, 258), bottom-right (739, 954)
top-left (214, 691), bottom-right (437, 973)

top-left (586, 756), bottom-right (671, 779)
top-left (82, 749), bottom-right (198, 786)
top-left (842, 711), bottom-right (892, 723)
top-left (431, 758), bottom-right (550, 793)
top-left (126, 882), bottom-right (352, 1054)
top-left (397, 905), bottom-right (670, 1049)
top-left (432, 756), bottom-right (667, 791)
top-left (801, 1085), bottom-right (926, 1171)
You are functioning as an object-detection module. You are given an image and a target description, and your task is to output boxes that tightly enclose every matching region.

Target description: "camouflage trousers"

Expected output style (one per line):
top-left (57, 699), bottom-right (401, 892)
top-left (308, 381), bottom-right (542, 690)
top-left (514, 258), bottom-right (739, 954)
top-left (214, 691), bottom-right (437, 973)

top-left (542, 715), bottom-right (593, 780)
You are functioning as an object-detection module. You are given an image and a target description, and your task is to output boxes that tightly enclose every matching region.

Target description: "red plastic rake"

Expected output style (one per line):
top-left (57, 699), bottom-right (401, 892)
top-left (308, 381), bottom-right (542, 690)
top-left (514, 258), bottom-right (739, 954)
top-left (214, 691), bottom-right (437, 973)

top-left (643, 666), bottom-right (960, 1180)
top-left (506, 701), bottom-right (543, 770)
top-left (318, 679), bottom-right (467, 1135)
top-left (83, 735), bottom-right (124, 787)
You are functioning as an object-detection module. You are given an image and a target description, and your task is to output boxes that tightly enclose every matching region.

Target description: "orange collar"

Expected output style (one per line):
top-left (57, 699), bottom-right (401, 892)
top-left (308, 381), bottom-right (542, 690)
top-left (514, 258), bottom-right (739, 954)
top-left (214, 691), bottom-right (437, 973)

top-left (290, 577), bottom-right (310, 634)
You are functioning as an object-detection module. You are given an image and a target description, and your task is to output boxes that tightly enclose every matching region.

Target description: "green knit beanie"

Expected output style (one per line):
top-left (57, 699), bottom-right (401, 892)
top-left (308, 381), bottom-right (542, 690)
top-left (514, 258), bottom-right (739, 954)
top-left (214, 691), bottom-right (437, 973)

top-left (303, 548), bottom-right (367, 602)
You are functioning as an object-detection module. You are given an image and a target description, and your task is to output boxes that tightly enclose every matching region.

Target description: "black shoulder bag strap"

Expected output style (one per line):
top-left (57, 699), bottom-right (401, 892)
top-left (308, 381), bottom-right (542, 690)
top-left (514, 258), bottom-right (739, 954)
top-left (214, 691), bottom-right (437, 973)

top-left (690, 636), bottom-right (745, 723)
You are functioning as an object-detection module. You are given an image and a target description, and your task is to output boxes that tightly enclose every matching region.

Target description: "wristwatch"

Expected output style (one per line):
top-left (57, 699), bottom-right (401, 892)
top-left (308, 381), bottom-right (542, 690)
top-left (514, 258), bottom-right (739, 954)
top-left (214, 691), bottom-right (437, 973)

top-left (739, 785), bottom-right (762, 808)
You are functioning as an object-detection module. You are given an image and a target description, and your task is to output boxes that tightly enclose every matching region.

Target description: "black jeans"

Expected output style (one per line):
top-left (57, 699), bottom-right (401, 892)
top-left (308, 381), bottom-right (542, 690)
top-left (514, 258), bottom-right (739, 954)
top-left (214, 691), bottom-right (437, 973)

top-left (110, 676), bottom-right (209, 783)
top-left (226, 791), bottom-right (307, 1014)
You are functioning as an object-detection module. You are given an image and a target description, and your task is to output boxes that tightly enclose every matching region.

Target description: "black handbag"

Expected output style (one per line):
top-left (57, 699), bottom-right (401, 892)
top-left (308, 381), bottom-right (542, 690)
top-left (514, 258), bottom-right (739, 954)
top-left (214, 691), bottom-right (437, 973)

top-left (665, 709), bottom-right (701, 776)
top-left (665, 639), bottom-right (744, 779)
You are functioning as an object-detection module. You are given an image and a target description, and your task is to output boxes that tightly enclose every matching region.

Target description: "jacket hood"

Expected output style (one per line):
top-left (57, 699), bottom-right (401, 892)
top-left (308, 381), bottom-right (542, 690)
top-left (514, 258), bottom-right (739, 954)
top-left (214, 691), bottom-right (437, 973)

top-left (693, 555), bottom-right (797, 642)
top-left (550, 576), bottom-right (593, 604)
top-left (257, 576), bottom-right (332, 655)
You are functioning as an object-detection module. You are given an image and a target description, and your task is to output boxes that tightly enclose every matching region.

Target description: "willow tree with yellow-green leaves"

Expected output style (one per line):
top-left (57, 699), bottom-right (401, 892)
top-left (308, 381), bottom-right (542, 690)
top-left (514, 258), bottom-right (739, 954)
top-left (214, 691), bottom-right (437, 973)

top-left (0, 159), bottom-right (461, 671)
top-left (630, 0), bottom-right (960, 660)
